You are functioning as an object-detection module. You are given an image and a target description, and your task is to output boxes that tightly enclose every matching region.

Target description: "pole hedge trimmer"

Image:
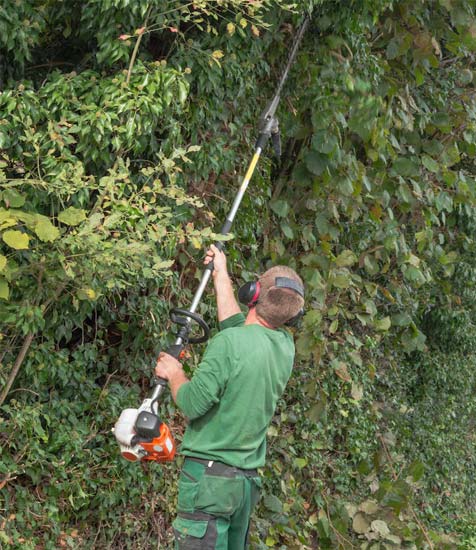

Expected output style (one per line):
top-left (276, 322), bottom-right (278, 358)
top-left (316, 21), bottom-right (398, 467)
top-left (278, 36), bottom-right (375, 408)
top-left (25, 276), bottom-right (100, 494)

top-left (113, 14), bottom-right (311, 462)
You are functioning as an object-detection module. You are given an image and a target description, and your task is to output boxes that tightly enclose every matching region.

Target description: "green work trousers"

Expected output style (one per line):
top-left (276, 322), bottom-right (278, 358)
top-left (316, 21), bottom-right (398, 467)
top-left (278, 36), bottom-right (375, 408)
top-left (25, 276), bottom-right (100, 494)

top-left (173, 458), bottom-right (262, 550)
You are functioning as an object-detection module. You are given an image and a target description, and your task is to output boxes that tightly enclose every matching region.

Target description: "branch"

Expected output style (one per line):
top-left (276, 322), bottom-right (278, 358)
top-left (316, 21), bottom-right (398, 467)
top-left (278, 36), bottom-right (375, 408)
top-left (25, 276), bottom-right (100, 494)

top-left (0, 284), bottom-right (66, 407)
top-left (126, 6), bottom-right (153, 85)
top-left (0, 333), bottom-right (34, 407)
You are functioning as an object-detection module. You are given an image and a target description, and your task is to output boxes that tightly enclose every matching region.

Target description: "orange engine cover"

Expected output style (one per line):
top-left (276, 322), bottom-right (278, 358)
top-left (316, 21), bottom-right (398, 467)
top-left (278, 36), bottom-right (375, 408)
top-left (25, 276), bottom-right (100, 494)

top-left (139, 422), bottom-right (176, 462)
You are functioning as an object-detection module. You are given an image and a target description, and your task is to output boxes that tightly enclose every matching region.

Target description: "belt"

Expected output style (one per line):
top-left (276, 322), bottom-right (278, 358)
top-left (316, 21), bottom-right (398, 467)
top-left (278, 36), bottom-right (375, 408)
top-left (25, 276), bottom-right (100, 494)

top-left (186, 456), bottom-right (258, 478)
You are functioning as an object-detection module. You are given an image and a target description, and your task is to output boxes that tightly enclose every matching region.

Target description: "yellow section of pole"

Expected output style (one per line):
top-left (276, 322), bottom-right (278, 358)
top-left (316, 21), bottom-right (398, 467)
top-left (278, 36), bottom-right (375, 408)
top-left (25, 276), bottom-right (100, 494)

top-left (240, 150), bottom-right (261, 192)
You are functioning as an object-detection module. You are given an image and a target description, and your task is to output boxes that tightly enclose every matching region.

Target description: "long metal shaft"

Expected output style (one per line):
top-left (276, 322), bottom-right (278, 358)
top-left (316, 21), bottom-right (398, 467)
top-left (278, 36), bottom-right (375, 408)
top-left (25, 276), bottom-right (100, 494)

top-left (150, 14), bottom-right (310, 404)
top-left (175, 146), bottom-right (263, 340)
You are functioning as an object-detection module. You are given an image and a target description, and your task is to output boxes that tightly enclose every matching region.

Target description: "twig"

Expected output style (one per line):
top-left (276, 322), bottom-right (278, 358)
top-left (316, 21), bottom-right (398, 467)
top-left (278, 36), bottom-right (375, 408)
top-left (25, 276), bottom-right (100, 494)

top-left (321, 491), bottom-right (357, 549)
top-left (126, 6), bottom-right (153, 84)
top-left (378, 434), bottom-right (434, 550)
top-left (0, 333), bottom-right (34, 407)
top-left (7, 388), bottom-right (40, 397)
top-left (97, 370), bottom-right (118, 404)
top-left (26, 62), bottom-right (75, 71)
top-left (0, 474), bottom-right (17, 491)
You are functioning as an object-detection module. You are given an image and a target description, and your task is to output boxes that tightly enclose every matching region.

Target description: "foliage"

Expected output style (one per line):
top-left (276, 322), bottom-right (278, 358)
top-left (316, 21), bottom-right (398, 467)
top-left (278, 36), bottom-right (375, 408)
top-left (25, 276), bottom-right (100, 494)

top-left (1, 0), bottom-right (476, 548)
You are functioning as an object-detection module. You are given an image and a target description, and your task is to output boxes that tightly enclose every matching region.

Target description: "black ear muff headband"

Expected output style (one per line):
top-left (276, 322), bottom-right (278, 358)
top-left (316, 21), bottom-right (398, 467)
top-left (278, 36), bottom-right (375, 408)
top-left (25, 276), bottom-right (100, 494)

top-left (275, 277), bottom-right (304, 297)
top-left (238, 276), bottom-right (305, 327)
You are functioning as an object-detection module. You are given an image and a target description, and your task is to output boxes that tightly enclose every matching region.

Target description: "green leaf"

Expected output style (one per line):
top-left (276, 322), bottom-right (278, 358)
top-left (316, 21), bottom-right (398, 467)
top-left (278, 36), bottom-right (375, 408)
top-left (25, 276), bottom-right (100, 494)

top-left (370, 519), bottom-right (390, 538)
top-left (374, 317), bottom-right (391, 331)
top-left (329, 269), bottom-right (352, 289)
top-left (403, 266), bottom-right (426, 285)
top-left (0, 278), bottom-right (9, 299)
top-left (281, 223), bottom-right (293, 239)
top-left (263, 494), bottom-right (283, 513)
top-left (153, 259), bottom-right (175, 270)
top-left (358, 500), bottom-right (379, 515)
top-left (2, 189), bottom-right (25, 208)
top-left (357, 460), bottom-right (373, 476)
top-left (422, 155), bottom-right (439, 173)
top-left (77, 288), bottom-right (97, 301)
top-left (267, 425), bottom-right (278, 437)
top-left (35, 219), bottom-right (60, 242)
top-left (58, 207), bottom-right (87, 226)
top-left (2, 230), bottom-right (29, 250)
top-left (270, 199), bottom-right (289, 218)
top-left (305, 151), bottom-right (327, 175)
top-left (392, 157), bottom-right (420, 177)
top-left (391, 313), bottom-right (412, 327)
top-left (307, 398), bottom-right (327, 423)
top-left (335, 249), bottom-right (357, 267)
top-left (432, 112), bottom-right (452, 133)
top-left (407, 460), bottom-right (425, 482)
top-left (294, 457), bottom-right (308, 469)
top-left (317, 517), bottom-right (330, 539)
top-left (377, 480), bottom-right (410, 513)
top-left (0, 254), bottom-right (6, 271)
top-left (313, 132), bottom-right (338, 154)
top-left (352, 512), bottom-right (370, 534)
top-left (337, 177), bottom-right (354, 196)
top-left (351, 382), bottom-right (364, 401)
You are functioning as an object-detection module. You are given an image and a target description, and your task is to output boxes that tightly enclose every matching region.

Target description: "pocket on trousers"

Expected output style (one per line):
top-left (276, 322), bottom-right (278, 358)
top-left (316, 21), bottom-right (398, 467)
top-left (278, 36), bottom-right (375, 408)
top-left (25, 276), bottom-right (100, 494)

top-left (173, 517), bottom-right (210, 550)
top-left (195, 474), bottom-right (244, 516)
top-left (250, 476), bottom-right (262, 509)
top-left (177, 475), bottom-right (200, 514)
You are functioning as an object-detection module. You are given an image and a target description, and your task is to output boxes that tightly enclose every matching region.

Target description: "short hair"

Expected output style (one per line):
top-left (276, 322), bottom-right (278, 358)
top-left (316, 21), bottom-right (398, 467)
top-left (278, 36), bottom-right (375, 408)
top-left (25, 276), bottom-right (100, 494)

top-left (255, 266), bottom-right (304, 328)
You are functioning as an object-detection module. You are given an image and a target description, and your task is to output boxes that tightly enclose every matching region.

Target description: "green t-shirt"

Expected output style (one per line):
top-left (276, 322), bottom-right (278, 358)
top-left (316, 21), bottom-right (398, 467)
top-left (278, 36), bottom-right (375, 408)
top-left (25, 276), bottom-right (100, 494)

top-left (175, 312), bottom-right (295, 469)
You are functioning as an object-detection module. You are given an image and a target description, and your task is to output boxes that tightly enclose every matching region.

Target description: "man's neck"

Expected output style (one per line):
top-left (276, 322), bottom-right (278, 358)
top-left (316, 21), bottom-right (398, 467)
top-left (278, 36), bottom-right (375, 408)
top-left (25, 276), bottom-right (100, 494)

top-left (245, 308), bottom-right (275, 329)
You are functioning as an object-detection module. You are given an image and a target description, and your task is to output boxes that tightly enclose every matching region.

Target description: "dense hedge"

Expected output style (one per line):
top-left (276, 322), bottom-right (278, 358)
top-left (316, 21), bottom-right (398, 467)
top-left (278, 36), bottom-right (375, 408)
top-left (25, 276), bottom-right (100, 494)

top-left (1, 1), bottom-right (476, 549)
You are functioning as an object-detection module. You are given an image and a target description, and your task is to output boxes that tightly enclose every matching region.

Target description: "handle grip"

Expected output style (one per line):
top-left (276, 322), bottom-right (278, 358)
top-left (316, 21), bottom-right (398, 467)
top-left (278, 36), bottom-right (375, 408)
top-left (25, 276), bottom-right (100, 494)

top-left (165, 344), bottom-right (185, 359)
top-left (153, 376), bottom-right (168, 387)
top-left (204, 240), bottom-right (225, 273)
top-left (153, 342), bottom-right (186, 387)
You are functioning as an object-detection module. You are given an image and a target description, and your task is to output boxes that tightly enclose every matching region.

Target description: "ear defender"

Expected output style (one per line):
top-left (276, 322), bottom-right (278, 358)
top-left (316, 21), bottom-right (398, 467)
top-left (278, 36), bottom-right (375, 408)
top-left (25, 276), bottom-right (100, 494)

top-left (285, 308), bottom-right (304, 327)
top-left (238, 281), bottom-right (261, 307)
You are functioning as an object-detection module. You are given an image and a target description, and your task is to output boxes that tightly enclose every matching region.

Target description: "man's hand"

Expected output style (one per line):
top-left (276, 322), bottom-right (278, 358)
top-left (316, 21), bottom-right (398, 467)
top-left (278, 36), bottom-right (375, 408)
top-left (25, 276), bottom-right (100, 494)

top-left (204, 244), bottom-right (227, 279)
top-left (155, 352), bottom-right (189, 402)
top-left (155, 352), bottom-right (183, 380)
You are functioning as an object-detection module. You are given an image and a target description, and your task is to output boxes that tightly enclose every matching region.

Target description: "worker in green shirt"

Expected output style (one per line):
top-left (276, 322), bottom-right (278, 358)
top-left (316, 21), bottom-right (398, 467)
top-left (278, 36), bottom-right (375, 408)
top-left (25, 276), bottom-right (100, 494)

top-left (155, 244), bottom-right (305, 550)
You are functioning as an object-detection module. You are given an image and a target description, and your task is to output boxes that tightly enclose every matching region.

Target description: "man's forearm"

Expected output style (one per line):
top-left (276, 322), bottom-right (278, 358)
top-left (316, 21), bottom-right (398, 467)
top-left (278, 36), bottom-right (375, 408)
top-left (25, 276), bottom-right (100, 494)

top-left (214, 271), bottom-right (241, 322)
top-left (168, 368), bottom-right (190, 402)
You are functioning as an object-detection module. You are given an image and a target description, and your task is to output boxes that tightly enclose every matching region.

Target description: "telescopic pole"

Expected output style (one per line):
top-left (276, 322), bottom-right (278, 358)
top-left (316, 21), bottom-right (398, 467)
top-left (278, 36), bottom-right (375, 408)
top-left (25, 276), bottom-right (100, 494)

top-left (149, 14), bottom-right (311, 405)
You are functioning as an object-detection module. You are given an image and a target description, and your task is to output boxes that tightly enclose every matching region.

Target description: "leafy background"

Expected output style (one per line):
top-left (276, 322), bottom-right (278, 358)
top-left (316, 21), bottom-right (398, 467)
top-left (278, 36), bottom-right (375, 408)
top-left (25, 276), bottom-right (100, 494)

top-left (1, 0), bottom-right (476, 548)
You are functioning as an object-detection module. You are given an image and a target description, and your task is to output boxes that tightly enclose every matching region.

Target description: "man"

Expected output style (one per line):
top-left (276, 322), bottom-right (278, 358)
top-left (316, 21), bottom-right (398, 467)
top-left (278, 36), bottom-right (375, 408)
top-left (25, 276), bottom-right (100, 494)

top-left (155, 244), bottom-right (304, 550)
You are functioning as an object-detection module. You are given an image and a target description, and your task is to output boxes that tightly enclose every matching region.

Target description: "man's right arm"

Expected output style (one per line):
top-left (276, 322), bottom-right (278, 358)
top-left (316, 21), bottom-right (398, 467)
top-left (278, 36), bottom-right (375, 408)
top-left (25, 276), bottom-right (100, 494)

top-left (175, 332), bottom-right (231, 420)
top-left (205, 244), bottom-right (241, 323)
